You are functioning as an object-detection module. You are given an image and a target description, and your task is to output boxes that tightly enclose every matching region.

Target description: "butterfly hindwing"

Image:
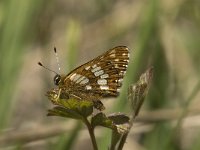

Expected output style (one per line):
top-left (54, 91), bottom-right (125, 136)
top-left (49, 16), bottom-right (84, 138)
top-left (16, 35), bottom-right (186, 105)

top-left (63, 46), bottom-right (129, 98)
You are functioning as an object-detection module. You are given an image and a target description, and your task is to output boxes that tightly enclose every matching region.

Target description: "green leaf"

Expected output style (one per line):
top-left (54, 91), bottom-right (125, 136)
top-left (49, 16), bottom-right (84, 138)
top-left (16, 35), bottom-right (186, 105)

top-left (108, 113), bottom-right (130, 135)
top-left (47, 106), bottom-right (83, 119)
top-left (47, 98), bottom-right (93, 120)
top-left (91, 112), bottom-right (114, 129)
top-left (60, 99), bottom-right (93, 117)
top-left (91, 112), bottom-right (130, 134)
top-left (107, 113), bottom-right (130, 125)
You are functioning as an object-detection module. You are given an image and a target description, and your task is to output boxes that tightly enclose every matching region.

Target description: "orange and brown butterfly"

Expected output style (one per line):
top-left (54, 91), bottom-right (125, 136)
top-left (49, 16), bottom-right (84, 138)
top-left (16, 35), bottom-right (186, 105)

top-left (39, 46), bottom-right (130, 110)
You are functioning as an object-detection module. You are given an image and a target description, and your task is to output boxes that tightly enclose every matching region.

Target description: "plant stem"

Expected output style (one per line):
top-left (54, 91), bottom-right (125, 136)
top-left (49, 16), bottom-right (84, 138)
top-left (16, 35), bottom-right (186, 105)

top-left (117, 133), bottom-right (128, 150)
top-left (117, 115), bottom-right (136, 150)
top-left (83, 118), bottom-right (98, 150)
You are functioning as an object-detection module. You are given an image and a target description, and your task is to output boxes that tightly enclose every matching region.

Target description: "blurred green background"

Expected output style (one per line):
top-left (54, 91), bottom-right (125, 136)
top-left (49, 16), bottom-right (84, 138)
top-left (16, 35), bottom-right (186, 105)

top-left (0, 0), bottom-right (200, 150)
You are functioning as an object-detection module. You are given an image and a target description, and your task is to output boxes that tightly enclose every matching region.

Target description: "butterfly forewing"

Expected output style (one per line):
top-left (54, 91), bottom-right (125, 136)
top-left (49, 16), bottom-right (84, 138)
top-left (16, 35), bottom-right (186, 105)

top-left (62, 46), bottom-right (129, 100)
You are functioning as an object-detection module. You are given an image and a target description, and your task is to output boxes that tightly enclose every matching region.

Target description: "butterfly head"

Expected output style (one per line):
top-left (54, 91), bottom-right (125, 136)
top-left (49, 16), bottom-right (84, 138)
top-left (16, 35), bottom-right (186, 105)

top-left (38, 62), bottom-right (62, 86)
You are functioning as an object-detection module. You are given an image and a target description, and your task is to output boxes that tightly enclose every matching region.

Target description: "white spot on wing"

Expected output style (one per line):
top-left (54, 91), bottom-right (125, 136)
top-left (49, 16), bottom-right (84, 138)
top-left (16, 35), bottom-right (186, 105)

top-left (114, 64), bottom-right (119, 68)
top-left (73, 74), bottom-right (81, 82)
top-left (86, 85), bottom-right (92, 90)
top-left (110, 50), bottom-right (116, 54)
top-left (91, 66), bottom-right (101, 72)
top-left (114, 59), bottom-right (119, 62)
top-left (75, 76), bottom-right (84, 82)
top-left (118, 78), bottom-right (123, 83)
top-left (92, 64), bottom-right (97, 68)
top-left (119, 71), bottom-right (126, 76)
top-left (100, 85), bottom-right (109, 90)
top-left (70, 73), bottom-right (77, 80)
top-left (100, 74), bottom-right (109, 78)
top-left (110, 53), bottom-right (116, 58)
top-left (97, 79), bottom-right (107, 85)
top-left (124, 59), bottom-right (129, 62)
top-left (94, 70), bottom-right (104, 76)
top-left (85, 66), bottom-right (91, 70)
top-left (80, 78), bottom-right (89, 84)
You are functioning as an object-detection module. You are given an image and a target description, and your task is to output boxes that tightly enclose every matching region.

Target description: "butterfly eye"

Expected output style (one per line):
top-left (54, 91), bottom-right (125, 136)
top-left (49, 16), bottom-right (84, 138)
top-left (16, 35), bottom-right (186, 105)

top-left (54, 74), bottom-right (61, 85)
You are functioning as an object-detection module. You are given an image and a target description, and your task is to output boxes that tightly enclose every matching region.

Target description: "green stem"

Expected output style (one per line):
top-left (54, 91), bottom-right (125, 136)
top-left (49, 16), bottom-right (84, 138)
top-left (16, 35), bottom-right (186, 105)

top-left (117, 115), bottom-right (136, 150)
top-left (117, 133), bottom-right (128, 150)
top-left (83, 118), bottom-right (98, 150)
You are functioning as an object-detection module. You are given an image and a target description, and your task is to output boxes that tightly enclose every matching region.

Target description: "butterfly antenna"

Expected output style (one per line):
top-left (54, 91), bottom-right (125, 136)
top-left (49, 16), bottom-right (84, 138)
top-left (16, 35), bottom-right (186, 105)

top-left (54, 47), bottom-right (61, 73)
top-left (38, 62), bottom-right (58, 75)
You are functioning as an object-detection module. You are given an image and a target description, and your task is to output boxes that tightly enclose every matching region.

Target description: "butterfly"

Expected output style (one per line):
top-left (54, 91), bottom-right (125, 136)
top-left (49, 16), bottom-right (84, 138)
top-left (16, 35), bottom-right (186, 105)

top-left (40, 46), bottom-right (130, 110)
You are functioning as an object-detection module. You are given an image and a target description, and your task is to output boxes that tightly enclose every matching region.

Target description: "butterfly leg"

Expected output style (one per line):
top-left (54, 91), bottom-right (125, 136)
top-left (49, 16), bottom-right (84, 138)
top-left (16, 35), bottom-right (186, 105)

top-left (53, 89), bottom-right (62, 104)
top-left (69, 93), bottom-right (82, 100)
top-left (46, 88), bottom-right (62, 104)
